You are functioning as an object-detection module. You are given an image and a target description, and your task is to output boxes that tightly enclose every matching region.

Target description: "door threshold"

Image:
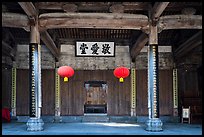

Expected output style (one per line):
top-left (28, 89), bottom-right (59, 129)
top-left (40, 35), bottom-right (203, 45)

top-left (84, 113), bottom-right (107, 116)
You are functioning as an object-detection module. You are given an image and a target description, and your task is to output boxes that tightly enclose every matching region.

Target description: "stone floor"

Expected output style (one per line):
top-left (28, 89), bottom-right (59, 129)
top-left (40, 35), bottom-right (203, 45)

top-left (2, 122), bottom-right (202, 135)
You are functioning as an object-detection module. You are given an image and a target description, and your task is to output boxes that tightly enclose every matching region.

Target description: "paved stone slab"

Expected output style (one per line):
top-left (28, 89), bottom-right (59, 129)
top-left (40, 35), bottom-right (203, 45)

top-left (2, 122), bottom-right (202, 135)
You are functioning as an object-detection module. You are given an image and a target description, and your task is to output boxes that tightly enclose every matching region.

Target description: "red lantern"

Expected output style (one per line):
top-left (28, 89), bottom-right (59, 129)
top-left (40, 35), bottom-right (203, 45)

top-left (113, 66), bottom-right (130, 82)
top-left (57, 66), bottom-right (74, 82)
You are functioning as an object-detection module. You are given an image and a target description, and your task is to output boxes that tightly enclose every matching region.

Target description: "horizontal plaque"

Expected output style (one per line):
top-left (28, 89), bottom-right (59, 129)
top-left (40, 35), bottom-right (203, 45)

top-left (76, 41), bottom-right (115, 57)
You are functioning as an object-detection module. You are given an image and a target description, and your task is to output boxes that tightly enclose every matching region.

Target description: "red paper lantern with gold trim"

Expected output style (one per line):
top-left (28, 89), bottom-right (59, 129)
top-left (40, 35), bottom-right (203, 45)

top-left (113, 66), bottom-right (130, 82)
top-left (57, 66), bottom-right (74, 82)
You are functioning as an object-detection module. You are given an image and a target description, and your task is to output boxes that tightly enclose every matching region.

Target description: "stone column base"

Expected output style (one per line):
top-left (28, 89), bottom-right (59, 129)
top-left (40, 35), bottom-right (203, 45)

top-left (145, 118), bottom-right (163, 131)
top-left (11, 116), bottom-right (18, 121)
top-left (53, 116), bottom-right (62, 123)
top-left (26, 117), bottom-right (44, 131)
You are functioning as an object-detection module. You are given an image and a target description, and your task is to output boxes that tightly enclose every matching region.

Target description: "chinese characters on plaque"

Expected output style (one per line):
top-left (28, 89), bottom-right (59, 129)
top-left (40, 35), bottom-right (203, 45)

top-left (76, 42), bottom-right (115, 57)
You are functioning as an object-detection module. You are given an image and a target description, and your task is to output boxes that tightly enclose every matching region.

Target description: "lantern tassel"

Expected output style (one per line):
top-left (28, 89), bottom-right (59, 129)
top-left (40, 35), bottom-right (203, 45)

top-left (119, 77), bottom-right (124, 82)
top-left (64, 77), bottom-right (68, 82)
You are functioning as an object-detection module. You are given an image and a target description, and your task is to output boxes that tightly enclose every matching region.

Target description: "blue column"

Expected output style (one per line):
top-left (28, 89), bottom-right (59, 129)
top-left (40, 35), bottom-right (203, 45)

top-left (145, 23), bottom-right (163, 131)
top-left (146, 44), bottom-right (163, 131)
top-left (26, 43), bottom-right (44, 131)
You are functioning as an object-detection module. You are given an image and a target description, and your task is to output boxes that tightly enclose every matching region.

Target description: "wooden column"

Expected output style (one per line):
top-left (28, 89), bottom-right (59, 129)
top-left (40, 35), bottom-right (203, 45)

top-left (11, 62), bottom-right (17, 120)
top-left (53, 62), bottom-right (62, 122)
top-left (26, 19), bottom-right (44, 131)
top-left (173, 68), bottom-right (178, 116)
top-left (146, 24), bottom-right (163, 131)
top-left (131, 67), bottom-right (136, 116)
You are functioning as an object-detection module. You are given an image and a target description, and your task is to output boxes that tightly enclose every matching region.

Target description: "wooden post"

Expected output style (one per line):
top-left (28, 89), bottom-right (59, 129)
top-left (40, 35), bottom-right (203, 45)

top-left (131, 68), bottom-right (136, 116)
top-left (146, 24), bottom-right (163, 131)
top-left (173, 69), bottom-right (178, 116)
top-left (11, 62), bottom-right (17, 120)
top-left (53, 62), bottom-right (62, 122)
top-left (26, 19), bottom-right (44, 131)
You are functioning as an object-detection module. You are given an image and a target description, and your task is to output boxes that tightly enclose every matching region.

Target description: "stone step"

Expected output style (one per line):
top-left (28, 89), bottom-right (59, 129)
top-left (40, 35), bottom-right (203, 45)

top-left (82, 115), bottom-right (109, 122)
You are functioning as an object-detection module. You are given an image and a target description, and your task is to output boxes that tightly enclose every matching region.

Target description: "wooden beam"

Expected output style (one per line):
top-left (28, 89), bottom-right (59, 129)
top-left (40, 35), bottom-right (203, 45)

top-left (2, 12), bottom-right (30, 31)
top-left (2, 41), bottom-right (13, 53)
top-left (2, 28), bottom-right (15, 44)
top-left (35, 2), bottom-right (63, 10)
top-left (62, 4), bottom-right (78, 12)
top-left (130, 33), bottom-right (148, 60)
top-left (18, 3), bottom-right (59, 60)
top-left (36, 2), bottom-right (149, 11)
top-left (110, 4), bottom-right (124, 13)
top-left (39, 13), bottom-right (148, 30)
top-left (40, 31), bottom-right (59, 60)
top-left (149, 24), bottom-right (158, 45)
top-left (123, 2), bottom-right (149, 11)
top-left (77, 2), bottom-right (109, 12)
top-left (18, 2), bottom-right (38, 17)
top-left (151, 2), bottom-right (169, 19)
top-left (30, 23), bottom-right (40, 43)
top-left (2, 4), bottom-right (8, 12)
top-left (36, 2), bottom-right (109, 11)
top-left (174, 31), bottom-right (202, 59)
top-left (159, 15), bottom-right (202, 30)
top-left (59, 38), bottom-right (130, 45)
top-left (2, 40), bottom-right (15, 60)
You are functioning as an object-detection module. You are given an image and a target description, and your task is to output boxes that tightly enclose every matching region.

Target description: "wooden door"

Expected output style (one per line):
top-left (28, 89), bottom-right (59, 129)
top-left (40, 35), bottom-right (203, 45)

top-left (85, 87), bottom-right (107, 113)
top-left (86, 87), bottom-right (107, 105)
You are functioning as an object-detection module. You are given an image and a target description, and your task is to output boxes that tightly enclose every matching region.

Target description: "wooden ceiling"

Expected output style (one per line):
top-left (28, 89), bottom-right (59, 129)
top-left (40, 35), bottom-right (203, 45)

top-left (2, 2), bottom-right (202, 66)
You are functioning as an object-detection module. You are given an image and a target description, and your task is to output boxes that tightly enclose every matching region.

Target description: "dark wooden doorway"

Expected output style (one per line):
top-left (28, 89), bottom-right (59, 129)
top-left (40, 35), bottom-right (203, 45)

top-left (84, 81), bottom-right (107, 113)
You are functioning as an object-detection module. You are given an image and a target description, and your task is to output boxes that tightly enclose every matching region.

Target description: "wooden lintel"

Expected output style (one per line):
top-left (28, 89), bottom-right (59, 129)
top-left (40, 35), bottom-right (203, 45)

top-left (174, 31), bottom-right (202, 58)
top-left (151, 2), bottom-right (169, 19)
top-left (2, 12), bottom-right (30, 31)
top-left (18, 2), bottom-right (38, 18)
top-left (159, 15), bottom-right (202, 30)
top-left (40, 31), bottom-right (59, 60)
top-left (39, 13), bottom-right (148, 30)
top-left (130, 33), bottom-right (148, 60)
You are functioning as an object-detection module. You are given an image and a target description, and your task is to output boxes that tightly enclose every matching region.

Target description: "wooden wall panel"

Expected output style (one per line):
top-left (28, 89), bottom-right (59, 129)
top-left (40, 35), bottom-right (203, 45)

top-left (16, 69), bottom-right (55, 116)
top-left (159, 69), bottom-right (173, 115)
top-left (105, 70), bottom-right (131, 116)
top-left (184, 70), bottom-right (199, 98)
top-left (41, 69), bottom-right (55, 115)
top-left (14, 69), bottom-right (174, 116)
top-left (106, 80), bottom-right (114, 115)
top-left (2, 68), bottom-right (12, 109)
top-left (178, 68), bottom-right (202, 107)
top-left (136, 69), bottom-right (173, 116)
top-left (60, 76), bottom-right (69, 115)
top-left (60, 70), bottom-right (131, 116)
top-left (136, 70), bottom-right (148, 115)
top-left (110, 80), bottom-right (119, 115)
top-left (61, 70), bottom-right (85, 115)
top-left (16, 69), bottom-right (29, 115)
top-left (178, 67), bottom-right (202, 124)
